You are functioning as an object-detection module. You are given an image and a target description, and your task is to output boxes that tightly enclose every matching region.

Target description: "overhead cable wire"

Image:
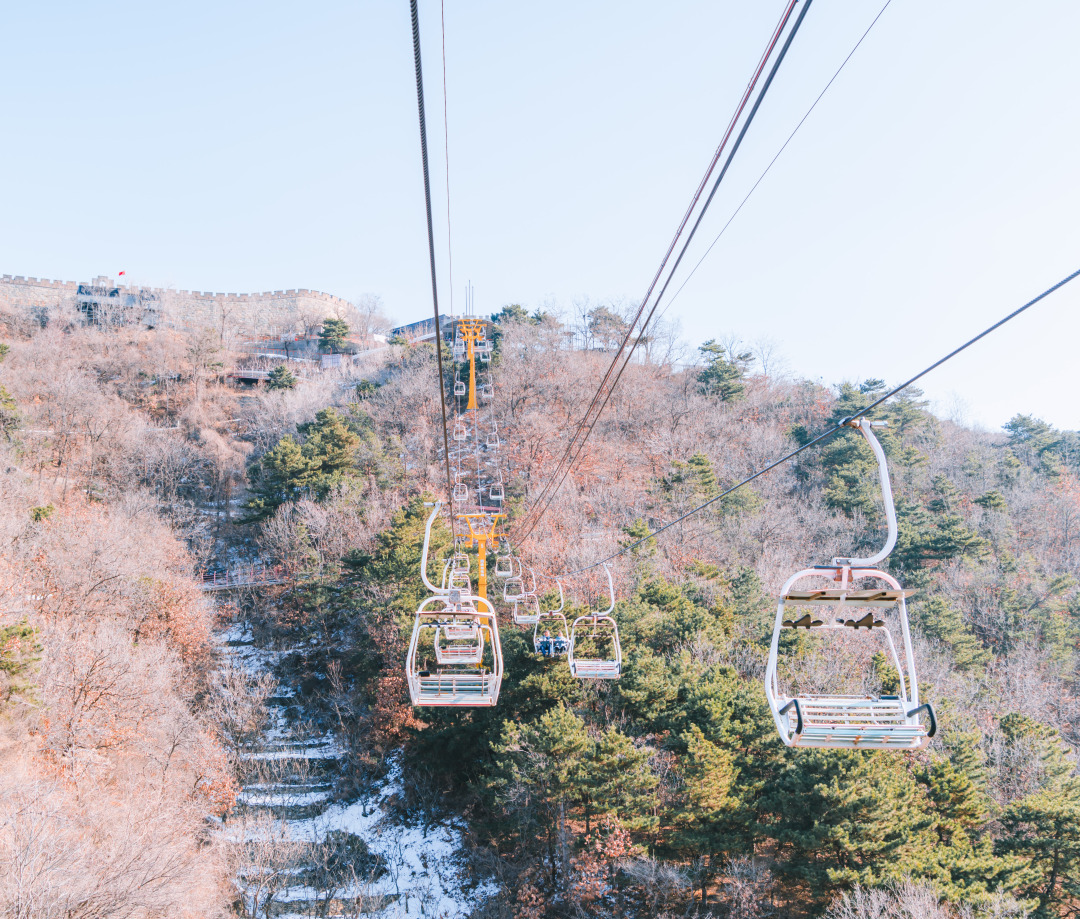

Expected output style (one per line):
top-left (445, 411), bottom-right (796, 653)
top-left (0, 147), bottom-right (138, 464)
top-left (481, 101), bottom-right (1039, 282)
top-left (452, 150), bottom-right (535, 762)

top-left (409, 0), bottom-right (457, 540)
top-left (512, 0), bottom-right (800, 546)
top-left (440, 0), bottom-right (455, 317)
top-left (658, 0), bottom-right (893, 323)
top-left (554, 265), bottom-right (1080, 577)
top-left (514, 0), bottom-right (815, 547)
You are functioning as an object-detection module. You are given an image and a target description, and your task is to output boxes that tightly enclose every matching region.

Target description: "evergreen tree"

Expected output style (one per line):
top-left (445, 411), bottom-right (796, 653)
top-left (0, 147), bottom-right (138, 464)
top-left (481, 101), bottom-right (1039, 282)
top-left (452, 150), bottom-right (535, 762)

top-left (266, 364), bottom-right (298, 390)
top-left (891, 498), bottom-right (988, 580)
top-left (244, 435), bottom-right (319, 520)
top-left (583, 727), bottom-right (658, 834)
top-left (319, 316), bottom-right (350, 352)
top-left (299, 407), bottom-right (360, 483)
top-left (911, 598), bottom-right (990, 672)
top-left (670, 724), bottom-right (740, 896)
top-left (614, 646), bottom-right (679, 731)
top-left (913, 753), bottom-right (1017, 905)
top-left (621, 518), bottom-right (657, 557)
top-left (488, 704), bottom-right (592, 874)
top-left (697, 340), bottom-right (752, 401)
top-left (490, 304), bottom-right (531, 325)
top-left (0, 383), bottom-right (17, 437)
top-left (761, 749), bottom-right (934, 898)
top-left (998, 784), bottom-right (1080, 917)
top-left (244, 408), bottom-right (361, 518)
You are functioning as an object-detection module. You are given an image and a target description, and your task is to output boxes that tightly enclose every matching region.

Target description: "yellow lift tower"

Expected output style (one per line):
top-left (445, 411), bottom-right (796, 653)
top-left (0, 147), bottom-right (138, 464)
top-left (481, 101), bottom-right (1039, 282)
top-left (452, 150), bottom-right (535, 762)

top-left (451, 317), bottom-right (505, 600)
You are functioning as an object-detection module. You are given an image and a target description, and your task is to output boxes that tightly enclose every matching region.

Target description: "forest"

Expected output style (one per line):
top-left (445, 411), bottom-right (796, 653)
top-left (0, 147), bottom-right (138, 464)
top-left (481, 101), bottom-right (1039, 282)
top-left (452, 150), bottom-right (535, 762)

top-left (1, 295), bottom-right (1079, 919)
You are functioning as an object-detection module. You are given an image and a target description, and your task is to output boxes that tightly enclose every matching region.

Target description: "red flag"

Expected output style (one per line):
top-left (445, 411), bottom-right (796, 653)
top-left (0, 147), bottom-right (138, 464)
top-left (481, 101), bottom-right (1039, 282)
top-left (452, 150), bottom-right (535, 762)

top-left (118, 270), bottom-right (126, 276)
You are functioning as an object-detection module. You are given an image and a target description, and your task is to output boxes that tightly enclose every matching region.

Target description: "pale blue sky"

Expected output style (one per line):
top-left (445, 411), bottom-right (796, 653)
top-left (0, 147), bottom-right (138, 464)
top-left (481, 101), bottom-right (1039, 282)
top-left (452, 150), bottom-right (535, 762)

top-left (3, 1), bottom-right (1079, 430)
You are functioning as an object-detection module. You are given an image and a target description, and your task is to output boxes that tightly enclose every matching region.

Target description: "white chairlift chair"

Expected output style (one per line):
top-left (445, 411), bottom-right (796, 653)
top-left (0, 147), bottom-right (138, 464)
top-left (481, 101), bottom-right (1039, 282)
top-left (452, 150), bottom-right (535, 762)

top-left (764, 418), bottom-right (936, 750)
top-left (568, 566), bottom-right (621, 680)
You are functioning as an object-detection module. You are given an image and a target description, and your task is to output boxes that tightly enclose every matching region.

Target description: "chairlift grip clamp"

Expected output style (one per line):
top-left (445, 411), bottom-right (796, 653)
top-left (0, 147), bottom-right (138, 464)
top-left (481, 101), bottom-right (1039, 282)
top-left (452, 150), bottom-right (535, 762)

top-left (839, 417), bottom-right (888, 429)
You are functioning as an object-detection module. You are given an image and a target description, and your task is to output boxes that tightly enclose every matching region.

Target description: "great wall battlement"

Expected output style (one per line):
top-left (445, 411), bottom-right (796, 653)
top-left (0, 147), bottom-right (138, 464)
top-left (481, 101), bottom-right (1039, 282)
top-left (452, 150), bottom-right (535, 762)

top-left (0, 273), bottom-right (351, 336)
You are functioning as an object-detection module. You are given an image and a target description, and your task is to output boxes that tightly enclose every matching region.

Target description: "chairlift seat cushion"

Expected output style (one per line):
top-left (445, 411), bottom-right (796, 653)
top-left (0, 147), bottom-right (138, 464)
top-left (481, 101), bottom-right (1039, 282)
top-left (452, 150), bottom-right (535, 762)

top-left (781, 695), bottom-right (928, 749)
top-left (413, 673), bottom-right (498, 706)
top-left (571, 661), bottom-right (621, 679)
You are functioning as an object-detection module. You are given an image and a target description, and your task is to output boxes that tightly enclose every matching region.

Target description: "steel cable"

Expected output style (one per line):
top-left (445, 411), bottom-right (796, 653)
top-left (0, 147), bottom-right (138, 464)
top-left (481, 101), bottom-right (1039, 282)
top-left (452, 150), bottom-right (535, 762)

top-left (513, 0), bottom-right (801, 545)
top-left (409, 0), bottom-right (457, 540)
top-left (555, 266), bottom-right (1080, 577)
top-left (514, 0), bottom-right (815, 547)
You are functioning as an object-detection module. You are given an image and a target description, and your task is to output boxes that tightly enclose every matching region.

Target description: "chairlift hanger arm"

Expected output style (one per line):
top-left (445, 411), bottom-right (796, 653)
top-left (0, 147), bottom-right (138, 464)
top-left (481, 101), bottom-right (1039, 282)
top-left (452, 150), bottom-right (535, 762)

top-left (599, 564), bottom-right (615, 616)
top-left (421, 502), bottom-right (449, 595)
top-left (832, 418), bottom-right (896, 568)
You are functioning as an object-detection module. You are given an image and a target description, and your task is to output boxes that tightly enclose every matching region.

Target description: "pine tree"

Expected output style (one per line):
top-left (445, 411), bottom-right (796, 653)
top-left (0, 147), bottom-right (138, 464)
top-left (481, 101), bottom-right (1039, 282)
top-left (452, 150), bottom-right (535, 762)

top-left (761, 749), bottom-right (934, 898)
top-left (244, 435), bottom-right (319, 520)
top-left (583, 726), bottom-right (658, 834)
top-left (914, 754), bottom-right (1016, 905)
top-left (911, 598), bottom-right (990, 672)
top-left (488, 704), bottom-right (592, 879)
top-left (300, 407), bottom-right (360, 486)
top-left (0, 383), bottom-right (17, 436)
top-left (697, 340), bottom-right (752, 401)
top-left (319, 316), bottom-right (350, 352)
top-left (670, 724), bottom-right (740, 899)
top-left (615, 646), bottom-right (679, 730)
top-left (266, 364), bottom-right (298, 390)
top-left (997, 786), bottom-right (1080, 918)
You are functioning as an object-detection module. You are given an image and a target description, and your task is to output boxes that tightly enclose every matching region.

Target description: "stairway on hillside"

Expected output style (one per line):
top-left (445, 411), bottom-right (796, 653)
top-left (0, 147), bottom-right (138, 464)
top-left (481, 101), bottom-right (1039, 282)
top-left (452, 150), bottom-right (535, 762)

top-left (218, 618), bottom-right (495, 918)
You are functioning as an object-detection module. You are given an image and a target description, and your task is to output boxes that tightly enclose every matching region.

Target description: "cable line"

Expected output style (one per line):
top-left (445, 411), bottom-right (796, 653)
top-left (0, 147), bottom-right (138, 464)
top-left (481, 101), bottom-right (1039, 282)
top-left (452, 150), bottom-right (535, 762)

top-left (409, 0), bottom-right (457, 539)
top-left (658, 0), bottom-right (893, 323)
top-left (514, 0), bottom-right (815, 547)
top-left (512, 0), bottom-right (802, 546)
top-left (440, 0), bottom-right (455, 317)
top-left (555, 265), bottom-right (1080, 577)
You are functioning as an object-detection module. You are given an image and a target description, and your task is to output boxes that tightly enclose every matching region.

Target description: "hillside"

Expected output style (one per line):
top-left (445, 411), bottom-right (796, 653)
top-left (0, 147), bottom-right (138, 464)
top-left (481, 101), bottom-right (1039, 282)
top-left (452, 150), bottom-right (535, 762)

top-left (1, 301), bottom-right (1078, 918)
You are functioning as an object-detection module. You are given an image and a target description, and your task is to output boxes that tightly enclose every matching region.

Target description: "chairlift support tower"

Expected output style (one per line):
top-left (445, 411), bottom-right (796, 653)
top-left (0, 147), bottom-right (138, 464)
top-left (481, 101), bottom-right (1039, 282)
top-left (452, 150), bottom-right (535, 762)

top-left (457, 511), bottom-right (508, 601)
top-left (449, 316), bottom-right (504, 599)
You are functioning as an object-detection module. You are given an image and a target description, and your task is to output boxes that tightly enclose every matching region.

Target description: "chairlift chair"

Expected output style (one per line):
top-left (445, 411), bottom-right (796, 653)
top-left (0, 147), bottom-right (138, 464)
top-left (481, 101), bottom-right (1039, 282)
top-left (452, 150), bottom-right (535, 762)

top-left (494, 553), bottom-right (515, 579)
top-left (489, 482), bottom-right (505, 502)
top-left (451, 552), bottom-right (470, 573)
top-left (534, 582), bottom-right (569, 656)
top-left (407, 596), bottom-right (503, 706)
top-left (512, 569), bottom-right (542, 625)
top-left (454, 379), bottom-right (466, 397)
top-left (453, 482), bottom-right (468, 502)
top-left (568, 566), bottom-right (621, 679)
top-left (480, 383), bottom-right (494, 402)
top-left (434, 618), bottom-right (484, 665)
top-left (764, 419), bottom-right (935, 751)
top-left (503, 568), bottom-right (526, 602)
top-left (513, 596), bottom-right (542, 626)
top-left (406, 504), bottom-right (503, 706)
top-left (453, 421), bottom-right (468, 442)
top-left (486, 429), bottom-right (501, 449)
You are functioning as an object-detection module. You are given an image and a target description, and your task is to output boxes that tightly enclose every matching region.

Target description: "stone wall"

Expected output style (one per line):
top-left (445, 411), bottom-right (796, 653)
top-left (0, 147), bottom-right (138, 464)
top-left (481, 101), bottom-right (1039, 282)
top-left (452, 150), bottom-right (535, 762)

top-left (0, 274), bottom-right (351, 336)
